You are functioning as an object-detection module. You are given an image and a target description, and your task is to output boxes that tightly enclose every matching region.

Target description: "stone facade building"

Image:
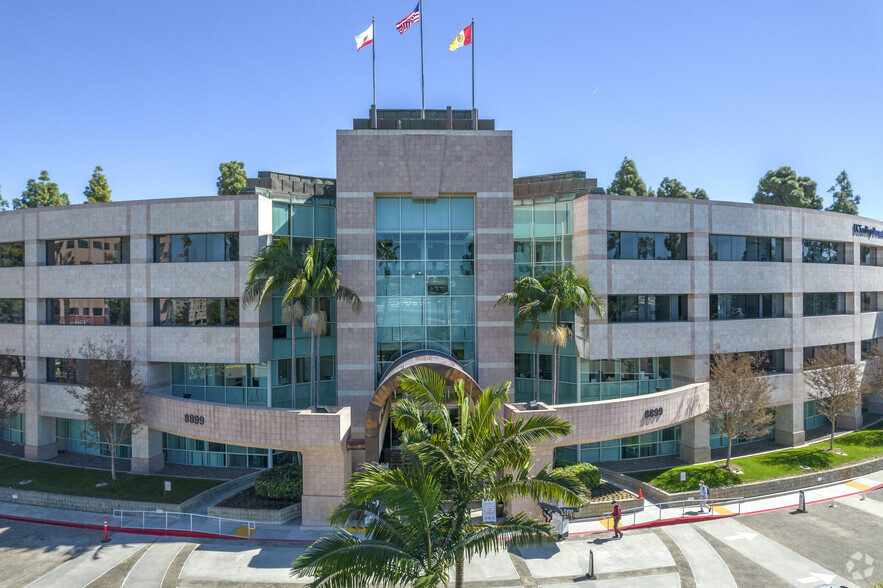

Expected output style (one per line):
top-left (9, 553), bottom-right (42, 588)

top-left (1, 108), bottom-right (881, 524)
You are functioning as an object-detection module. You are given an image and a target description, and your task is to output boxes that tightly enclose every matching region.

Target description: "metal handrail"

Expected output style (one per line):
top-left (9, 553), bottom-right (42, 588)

top-left (112, 509), bottom-right (257, 538)
top-left (577, 496), bottom-right (745, 528)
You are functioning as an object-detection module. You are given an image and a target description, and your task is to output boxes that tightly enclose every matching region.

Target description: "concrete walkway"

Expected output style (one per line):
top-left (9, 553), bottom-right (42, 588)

top-left (0, 470), bottom-right (881, 545)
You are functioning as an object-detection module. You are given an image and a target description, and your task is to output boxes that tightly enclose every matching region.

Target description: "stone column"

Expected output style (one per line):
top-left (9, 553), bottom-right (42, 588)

top-left (24, 414), bottom-right (57, 461)
top-left (835, 404), bottom-right (863, 430)
top-left (774, 401), bottom-right (805, 446)
top-left (679, 417), bottom-right (711, 463)
top-left (130, 426), bottom-right (164, 474)
top-left (504, 440), bottom-right (555, 519)
top-left (870, 389), bottom-right (883, 415)
top-left (300, 446), bottom-right (352, 528)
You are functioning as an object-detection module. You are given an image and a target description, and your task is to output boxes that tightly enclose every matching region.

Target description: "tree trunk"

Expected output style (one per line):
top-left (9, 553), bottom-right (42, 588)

top-left (455, 553), bottom-right (465, 588)
top-left (552, 344), bottom-right (560, 405)
top-left (533, 341), bottom-right (540, 402)
top-left (830, 419), bottom-right (836, 450)
top-left (110, 444), bottom-right (116, 481)
top-left (315, 331), bottom-right (322, 407)
top-left (309, 331), bottom-right (316, 409)
top-left (726, 437), bottom-right (733, 470)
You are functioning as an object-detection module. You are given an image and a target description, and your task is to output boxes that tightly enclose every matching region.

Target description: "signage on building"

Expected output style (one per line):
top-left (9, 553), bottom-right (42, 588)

top-left (643, 407), bottom-right (663, 419)
top-left (854, 224), bottom-right (883, 240)
top-left (184, 414), bottom-right (204, 425)
top-left (482, 499), bottom-right (497, 523)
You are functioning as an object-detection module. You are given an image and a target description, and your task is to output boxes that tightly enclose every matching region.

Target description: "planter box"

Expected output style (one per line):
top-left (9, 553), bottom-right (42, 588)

top-left (0, 471), bottom-right (259, 515)
top-left (208, 502), bottom-right (301, 524)
top-left (601, 453), bottom-right (883, 505)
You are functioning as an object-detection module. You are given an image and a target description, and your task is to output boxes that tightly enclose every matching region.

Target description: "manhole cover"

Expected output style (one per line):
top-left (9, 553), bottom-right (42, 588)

top-left (18, 480), bottom-right (31, 485)
top-left (95, 482), bottom-right (107, 487)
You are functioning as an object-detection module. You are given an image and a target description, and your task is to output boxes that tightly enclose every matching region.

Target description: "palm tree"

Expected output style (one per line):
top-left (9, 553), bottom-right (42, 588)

top-left (286, 241), bottom-right (361, 408)
top-left (243, 237), bottom-right (304, 402)
top-left (539, 267), bottom-right (604, 404)
top-left (496, 277), bottom-right (549, 402)
top-left (291, 366), bottom-right (583, 588)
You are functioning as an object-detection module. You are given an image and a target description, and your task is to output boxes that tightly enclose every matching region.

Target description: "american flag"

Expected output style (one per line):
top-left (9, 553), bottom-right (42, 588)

top-left (396, 3), bottom-right (420, 34)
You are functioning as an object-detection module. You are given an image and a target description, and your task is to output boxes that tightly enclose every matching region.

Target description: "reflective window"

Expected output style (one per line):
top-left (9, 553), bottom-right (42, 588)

top-left (861, 246), bottom-right (878, 266)
top-left (607, 232), bottom-right (687, 260)
top-left (556, 426), bottom-right (681, 464)
top-left (513, 199), bottom-right (573, 278)
top-left (0, 355), bottom-right (25, 379)
top-left (47, 298), bottom-right (130, 325)
top-left (0, 242), bottom-right (24, 268)
top-left (862, 292), bottom-right (879, 313)
top-left (375, 196), bottom-right (476, 382)
top-left (153, 233), bottom-right (238, 262)
top-left (802, 240), bottom-right (846, 264)
top-left (803, 343), bottom-right (848, 367)
top-left (46, 237), bottom-right (129, 265)
top-left (46, 358), bottom-right (84, 383)
top-left (608, 295), bottom-right (687, 322)
top-left (56, 418), bottom-right (131, 459)
top-left (153, 298), bottom-right (239, 326)
top-left (0, 299), bottom-right (24, 324)
top-left (710, 294), bottom-right (785, 320)
top-left (709, 235), bottom-right (783, 262)
top-left (803, 293), bottom-right (847, 317)
top-left (711, 349), bottom-right (785, 373)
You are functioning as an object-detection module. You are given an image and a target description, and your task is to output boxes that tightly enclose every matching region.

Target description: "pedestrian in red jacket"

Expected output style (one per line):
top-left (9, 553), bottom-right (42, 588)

top-left (611, 499), bottom-right (623, 539)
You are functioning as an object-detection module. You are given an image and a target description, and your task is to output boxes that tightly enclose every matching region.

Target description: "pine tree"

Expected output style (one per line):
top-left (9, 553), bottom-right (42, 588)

top-left (826, 170), bottom-right (860, 215)
top-left (13, 171), bottom-right (70, 209)
top-left (217, 161), bottom-right (247, 195)
top-left (608, 157), bottom-right (648, 196)
top-left (84, 166), bottom-right (112, 203)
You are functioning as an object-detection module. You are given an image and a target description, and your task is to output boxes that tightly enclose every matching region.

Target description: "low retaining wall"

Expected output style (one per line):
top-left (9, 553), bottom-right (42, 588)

top-left (601, 453), bottom-right (883, 504)
top-left (574, 496), bottom-right (643, 519)
top-left (0, 471), bottom-right (261, 515)
top-left (207, 502), bottom-right (302, 524)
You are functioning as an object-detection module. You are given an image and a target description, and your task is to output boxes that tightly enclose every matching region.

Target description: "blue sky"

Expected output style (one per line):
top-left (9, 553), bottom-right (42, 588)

top-left (1, 1), bottom-right (881, 218)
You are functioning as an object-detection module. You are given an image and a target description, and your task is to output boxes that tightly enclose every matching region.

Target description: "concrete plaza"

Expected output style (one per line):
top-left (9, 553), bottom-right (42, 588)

top-left (2, 485), bottom-right (882, 587)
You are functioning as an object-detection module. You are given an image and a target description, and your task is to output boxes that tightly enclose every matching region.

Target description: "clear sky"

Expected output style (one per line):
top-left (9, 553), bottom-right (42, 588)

top-left (1, 1), bottom-right (881, 218)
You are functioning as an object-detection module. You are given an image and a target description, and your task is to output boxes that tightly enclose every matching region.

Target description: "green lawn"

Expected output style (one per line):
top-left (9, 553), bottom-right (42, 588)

top-left (631, 419), bottom-right (883, 492)
top-left (0, 456), bottom-right (221, 503)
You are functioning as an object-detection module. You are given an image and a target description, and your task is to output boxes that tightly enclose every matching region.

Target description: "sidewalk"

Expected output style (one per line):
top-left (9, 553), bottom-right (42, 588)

top-left (568, 468), bottom-right (883, 536)
top-left (1, 469), bottom-right (881, 543)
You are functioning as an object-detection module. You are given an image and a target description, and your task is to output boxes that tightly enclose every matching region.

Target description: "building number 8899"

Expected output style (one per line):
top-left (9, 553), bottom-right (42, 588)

top-left (644, 407), bottom-right (663, 419)
top-left (184, 414), bottom-right (205, 425)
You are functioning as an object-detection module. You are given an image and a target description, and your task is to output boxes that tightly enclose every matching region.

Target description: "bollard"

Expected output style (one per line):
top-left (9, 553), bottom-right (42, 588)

top-left (586, 547), bottom-right (596, 580)
top-left (102, 517), bottom-right (110, 543)
top-left (829, 499), bottom-right (837, 508)
top-left (797, 490), bottom-right (806, 513)
top-left (861, 493), bottom-right (867, 501)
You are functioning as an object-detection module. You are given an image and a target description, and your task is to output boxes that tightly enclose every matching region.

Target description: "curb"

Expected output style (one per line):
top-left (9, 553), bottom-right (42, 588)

top-left (1, 482), bottom-right (880, 544)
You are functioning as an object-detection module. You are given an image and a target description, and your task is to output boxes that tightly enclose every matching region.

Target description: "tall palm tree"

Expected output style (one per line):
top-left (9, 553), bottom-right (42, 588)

top-left (243, 237), bottom-right (304, 403)
top-left (539, 267), bottom-right (604, 404)
top-left (291, 366), bottom-right (583, 588)
top-left (286, 241), bottom-right (361, 408)
top-left (496, 277), bottom-right (549, 402)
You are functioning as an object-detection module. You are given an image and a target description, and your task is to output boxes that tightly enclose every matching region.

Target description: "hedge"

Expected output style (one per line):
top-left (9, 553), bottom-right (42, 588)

top-left (555, 461), bottom-right (601, 492)
top-left (255, 464), bottom-right (303, 501)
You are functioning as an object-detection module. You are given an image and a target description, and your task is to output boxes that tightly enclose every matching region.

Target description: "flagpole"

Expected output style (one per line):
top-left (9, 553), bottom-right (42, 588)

top-left (471, 17), bottom-right (475, 114)
top-left (419, 0), bottom-right (425, 119)
top-left (372, 16), bottom-right (376, 109)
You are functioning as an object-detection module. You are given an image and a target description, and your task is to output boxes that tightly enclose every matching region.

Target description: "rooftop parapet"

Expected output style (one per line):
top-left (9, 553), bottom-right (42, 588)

top-left (353, 106), bottom-right (495, 130)
top-left (514, 170), bottom-right (601, 199)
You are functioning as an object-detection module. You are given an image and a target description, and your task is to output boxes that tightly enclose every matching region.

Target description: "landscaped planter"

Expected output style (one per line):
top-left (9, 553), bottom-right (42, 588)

top-left (601, 453), bottom-right (883, 504)
top-left (207, 502), bottom-right (302, 524)
top-left (573, 496), bottom-right (643, 519)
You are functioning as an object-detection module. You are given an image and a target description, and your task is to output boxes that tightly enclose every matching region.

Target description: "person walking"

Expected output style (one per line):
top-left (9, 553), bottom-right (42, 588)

top-left (611, 499), bottom-right (623, 539)
top-left (698, 480), bottom-right (709, 513)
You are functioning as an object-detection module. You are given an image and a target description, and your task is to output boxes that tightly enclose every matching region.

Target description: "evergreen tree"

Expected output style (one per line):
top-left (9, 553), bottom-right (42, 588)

top-left (608, 157), bottom-right (648, 196)
top-left (13, 171), bottom-right (70, 209)
top-left (84, 166), bottom-right (112, 203)
top-left (0, 185), bottom-right (7, 210)
top-left (692, 188), bottom-right (709, 200)
top-left (826, 170), bottom-right (860, 215)
top-left (752, 167), bottom-right (821, 209)
top-left (656, 177), bottom-right (692, 199)
top-left (217, 161), bottom-right (247, 195)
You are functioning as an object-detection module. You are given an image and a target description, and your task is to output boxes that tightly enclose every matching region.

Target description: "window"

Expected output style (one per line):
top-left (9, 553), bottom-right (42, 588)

top-left (709, 235), bottom-right (783, 262)
top-left (803, 293), bottom-right (847, 317)
top-left (46, 358), bottom-right (82, 383)
top-left (153, 233), bottom-right (239, 263)
top-left (802, 240), bottom-right (846, 264)
top-left (153, 298), bottom-right (239, 326)
top-left (46, 237), bottom-right (130, 265)
top-left (804, 344), bottom-right (848, 367)
top-left (862, 292), bottom-right (878, 313)
top-left (608, 295), bottom-right (687, 322)
top-left (861, 339), bottom-right (880, 360)
top-left (0, 299), bottom-right (24, 324)
top-left (607, 232), bottom-right (687, 260)
top-left (710, 294), bottom-right (784, 320)
top-left (47, 298), bottom-right (130, 326)
top-left (861, 246), bottom-right (878, 266)
top-left (0, 242), bottom-right (24, 268)
top-left (0, 355), bottom-right (24, 379)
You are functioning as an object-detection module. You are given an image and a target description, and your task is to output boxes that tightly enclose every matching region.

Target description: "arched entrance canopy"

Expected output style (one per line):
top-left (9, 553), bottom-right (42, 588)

top-left (365, 351), bottom-right (482, 463)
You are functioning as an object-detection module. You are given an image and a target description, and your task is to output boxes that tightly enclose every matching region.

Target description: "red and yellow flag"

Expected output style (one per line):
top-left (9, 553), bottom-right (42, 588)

top-left (449, 24), bottom-right (473, 51)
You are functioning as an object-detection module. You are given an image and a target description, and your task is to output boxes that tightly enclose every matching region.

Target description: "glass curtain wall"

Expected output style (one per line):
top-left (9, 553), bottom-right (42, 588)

top-left (0, 413), bottom-right (25, 444)
top-left (375, 196), bottom-right (476, 383)
top-left (556, 427), bottom-right (681, 464)
top-left (56, 418), bottom-right (132, 458)
top-left (270, 197), bottom-right (337, 408)
top-left (171, 362), bottom-right (271, 406)
top-left (163, 432), bottom-right (295, 469)
top-left (513, 198), bottom-right (573, 278)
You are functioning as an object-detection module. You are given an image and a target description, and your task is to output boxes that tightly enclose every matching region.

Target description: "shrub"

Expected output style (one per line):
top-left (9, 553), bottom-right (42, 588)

top-left (555, 461), bottom-right (601, 492)
top-left (255, 464), bottom-right (303, 501)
